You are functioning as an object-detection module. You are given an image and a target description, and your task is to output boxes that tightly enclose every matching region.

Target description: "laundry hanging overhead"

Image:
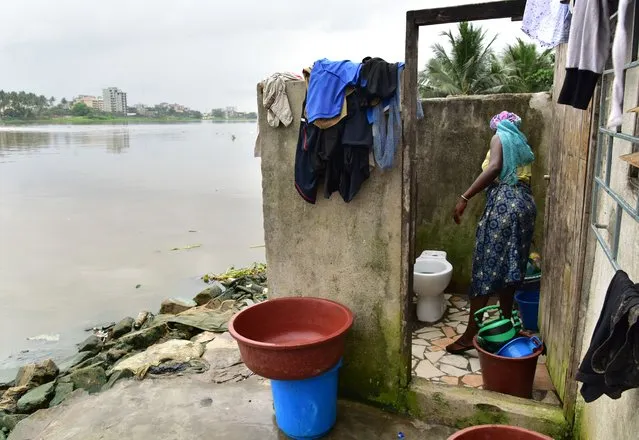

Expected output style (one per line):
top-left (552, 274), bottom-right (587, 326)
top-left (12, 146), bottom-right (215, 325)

top-left (557, 0), bottom-right (611, 110)
top-left (607, 0), bottom-right (635, 127)
top-left (521, 0), bottom-right (572, 48)
top-left (576, 271), bottom-right (639, 403)
top-left (558, 0), bottom-right (635, 115)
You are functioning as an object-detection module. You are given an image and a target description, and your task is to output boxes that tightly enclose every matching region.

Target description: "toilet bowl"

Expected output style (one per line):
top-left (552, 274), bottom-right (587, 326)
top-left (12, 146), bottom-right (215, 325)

top-left (413, 250), bottom-right (453, 323)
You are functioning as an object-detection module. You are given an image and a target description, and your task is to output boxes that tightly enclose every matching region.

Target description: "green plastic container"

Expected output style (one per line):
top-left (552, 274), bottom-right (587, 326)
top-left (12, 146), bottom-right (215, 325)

top-left (475, 306), bottom-right (522, 353)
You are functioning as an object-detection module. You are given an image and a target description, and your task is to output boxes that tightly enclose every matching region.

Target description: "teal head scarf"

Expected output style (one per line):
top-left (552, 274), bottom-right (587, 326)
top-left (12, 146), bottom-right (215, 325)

top-left (489, 111), bottom-right (535, 185)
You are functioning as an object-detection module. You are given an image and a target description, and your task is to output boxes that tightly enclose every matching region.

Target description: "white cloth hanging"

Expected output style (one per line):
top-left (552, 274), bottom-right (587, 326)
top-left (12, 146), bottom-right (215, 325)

top-left (607, 0), bottom-right (635, 128)
top-left (521, 0), bottom-right (572, 48)
top-left (259, 72), bottom-right (301, 128)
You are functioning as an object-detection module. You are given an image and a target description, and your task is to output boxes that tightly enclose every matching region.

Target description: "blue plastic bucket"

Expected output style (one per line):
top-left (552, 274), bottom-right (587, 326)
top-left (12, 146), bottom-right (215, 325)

top-left (496, 336), bottom-right (543, 358)
top-left (271, 359), bottom-right (342, 439)
top-left (515, 289), bottom-right (540, 331)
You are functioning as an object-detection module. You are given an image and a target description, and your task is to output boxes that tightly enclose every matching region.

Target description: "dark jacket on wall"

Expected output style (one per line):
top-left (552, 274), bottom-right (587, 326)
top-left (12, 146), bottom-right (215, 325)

top-left (576, 270), bottom-right (639, 402)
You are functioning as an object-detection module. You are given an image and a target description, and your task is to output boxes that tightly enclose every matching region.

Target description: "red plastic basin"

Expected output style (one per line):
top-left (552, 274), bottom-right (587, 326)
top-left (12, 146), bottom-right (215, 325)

top-left (228, 297), bottom-right (354, 380)
top-left (448, 425), bottom-right (552, 440)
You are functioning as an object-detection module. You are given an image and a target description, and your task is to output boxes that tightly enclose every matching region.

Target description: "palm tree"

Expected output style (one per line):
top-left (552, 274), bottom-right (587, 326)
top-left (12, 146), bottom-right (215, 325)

top-left (419, 22), bottom-right (506, 98)
top-left (501, 39), bottom-right (554, 93)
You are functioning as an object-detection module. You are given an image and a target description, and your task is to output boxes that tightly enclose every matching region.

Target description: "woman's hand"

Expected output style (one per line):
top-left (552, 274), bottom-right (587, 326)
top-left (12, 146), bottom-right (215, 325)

top-left (453, 198), bottom-right (468, 224)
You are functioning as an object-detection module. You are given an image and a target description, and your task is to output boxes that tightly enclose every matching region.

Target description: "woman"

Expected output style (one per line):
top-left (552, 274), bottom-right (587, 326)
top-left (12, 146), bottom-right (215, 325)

top-left (446, 111), bottom-right (536, 354)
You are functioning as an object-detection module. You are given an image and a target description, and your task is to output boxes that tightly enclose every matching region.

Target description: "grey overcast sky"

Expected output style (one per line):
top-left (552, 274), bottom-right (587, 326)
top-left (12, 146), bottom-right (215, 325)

top-left (0, 0), bottom-right (529, 112)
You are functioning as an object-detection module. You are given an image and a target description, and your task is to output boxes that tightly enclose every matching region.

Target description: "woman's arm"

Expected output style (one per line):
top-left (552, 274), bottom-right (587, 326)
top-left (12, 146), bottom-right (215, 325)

top-left (453, 135), bottom-right (503, 224)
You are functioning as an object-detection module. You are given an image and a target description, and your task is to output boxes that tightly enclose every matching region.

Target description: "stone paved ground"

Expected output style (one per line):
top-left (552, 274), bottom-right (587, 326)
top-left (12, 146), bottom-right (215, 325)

top-left (412, 294), bottom-right (561, 406)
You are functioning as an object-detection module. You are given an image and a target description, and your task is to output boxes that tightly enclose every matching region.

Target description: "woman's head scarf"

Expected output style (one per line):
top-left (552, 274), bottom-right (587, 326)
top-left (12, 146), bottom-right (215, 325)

top-left (490, 111), bottom-right (522, 131)
top-left (489, 111), bottom-right (534, 185)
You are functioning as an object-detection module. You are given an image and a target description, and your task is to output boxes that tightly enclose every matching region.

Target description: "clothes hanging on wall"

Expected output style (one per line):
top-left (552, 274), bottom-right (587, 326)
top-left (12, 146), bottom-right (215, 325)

top-left (255, 72), bottom-right (303, 157)
top-left (306, 59), bottom-right (361, 122)
top-left (360, 58), bottom-right (404, 170)
top-left (294, 57), bottom-right (423, 203)
top-left (521, 0), bottom-right (572, 48)
top-left (360, 57), bottom-right (400, 101)
top-left (259, 72), bottom-right (302, 128)
top-left (576, 270), bottom-right (639, 403)
top-left (294, 91), bottom-right (372, 204)
top-left (303, 66), bottom-right (351, 130)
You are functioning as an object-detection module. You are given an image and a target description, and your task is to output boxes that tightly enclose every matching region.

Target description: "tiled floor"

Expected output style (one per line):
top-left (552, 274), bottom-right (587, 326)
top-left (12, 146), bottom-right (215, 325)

top-left (412, 294), bottom-right (561, 406)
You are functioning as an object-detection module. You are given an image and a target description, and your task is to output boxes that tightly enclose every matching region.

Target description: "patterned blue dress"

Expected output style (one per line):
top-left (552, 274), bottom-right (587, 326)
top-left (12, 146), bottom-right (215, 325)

top-left (470, 182), bottom-right (536, 298)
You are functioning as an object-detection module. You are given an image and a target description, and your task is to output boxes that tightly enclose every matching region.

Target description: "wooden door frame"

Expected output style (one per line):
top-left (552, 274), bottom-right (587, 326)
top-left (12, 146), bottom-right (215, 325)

top-left (402, 0), bottom-right (598, 424)
top-left (401, 0), bottom-right (527, 390)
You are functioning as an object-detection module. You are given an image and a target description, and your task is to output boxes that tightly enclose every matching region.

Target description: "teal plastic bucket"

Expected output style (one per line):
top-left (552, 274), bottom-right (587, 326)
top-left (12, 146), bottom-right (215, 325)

top-left (271, 359), bottom-right (342, 439)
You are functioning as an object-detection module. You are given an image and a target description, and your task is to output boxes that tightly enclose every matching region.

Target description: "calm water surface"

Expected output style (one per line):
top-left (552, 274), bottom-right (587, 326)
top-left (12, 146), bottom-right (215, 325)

top-left (0, 122), bottom-right (264, 378)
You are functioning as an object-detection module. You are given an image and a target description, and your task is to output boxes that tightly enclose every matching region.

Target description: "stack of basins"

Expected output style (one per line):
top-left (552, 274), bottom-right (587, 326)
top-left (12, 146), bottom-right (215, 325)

top-left (473, 306), bottom-right (544, 399)
top-left (229, 297), bottom-right (354, 440)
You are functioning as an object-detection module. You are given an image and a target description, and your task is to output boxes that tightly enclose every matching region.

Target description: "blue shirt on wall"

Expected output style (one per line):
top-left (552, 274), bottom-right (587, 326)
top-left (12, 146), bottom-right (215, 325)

top-left (306, 59), bottom-right (361, 122)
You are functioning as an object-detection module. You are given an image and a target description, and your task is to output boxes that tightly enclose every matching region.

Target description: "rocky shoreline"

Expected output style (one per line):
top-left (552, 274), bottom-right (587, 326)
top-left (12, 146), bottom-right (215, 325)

top-left (0, 264), bottom-right (267, 439)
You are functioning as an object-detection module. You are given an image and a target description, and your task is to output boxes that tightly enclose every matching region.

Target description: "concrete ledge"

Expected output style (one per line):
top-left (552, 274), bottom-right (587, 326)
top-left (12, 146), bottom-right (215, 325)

top-left (409, 378), bottom-right (570, 439)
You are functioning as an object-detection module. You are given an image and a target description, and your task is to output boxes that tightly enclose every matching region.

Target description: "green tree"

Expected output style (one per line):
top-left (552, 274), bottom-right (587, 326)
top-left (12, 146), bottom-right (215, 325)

top-left (419, 22), bottom-right (506, 98)
top-left (71, 102), bottom-right (91, 116)
top-left (501, 39), bottom-right (554, 93)
top-left (211, 108), bottom-right (225, 119)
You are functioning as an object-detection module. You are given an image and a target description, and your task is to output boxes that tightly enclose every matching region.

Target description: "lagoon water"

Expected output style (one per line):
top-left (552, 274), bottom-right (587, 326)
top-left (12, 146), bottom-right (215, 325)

top-left (0, 122), bottom-right (264, 378)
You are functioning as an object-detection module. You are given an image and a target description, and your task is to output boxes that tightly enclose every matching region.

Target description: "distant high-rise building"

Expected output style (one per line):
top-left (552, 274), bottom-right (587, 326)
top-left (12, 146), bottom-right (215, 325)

top-left (102, 87), bottom-right (128, 114)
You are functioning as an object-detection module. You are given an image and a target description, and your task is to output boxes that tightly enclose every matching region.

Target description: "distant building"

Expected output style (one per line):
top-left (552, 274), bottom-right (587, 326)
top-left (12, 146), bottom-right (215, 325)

top-left (102, 87), bottom-right (128, 114)
top-left (225, 106), bottom-right (237, 119)
top-left (73, 95), bottom-right (103, 111)
top-left (135, 104), bottom-right (149, 116)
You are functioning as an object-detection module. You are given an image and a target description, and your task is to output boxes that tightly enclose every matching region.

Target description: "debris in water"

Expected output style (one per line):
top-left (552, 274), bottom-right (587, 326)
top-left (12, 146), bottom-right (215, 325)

top-left (133, 311), bottom-right (152, 329)
top-left (398, 432), bottom-right (405, 439)
top-left (201, 263), bottom-right (266, 283)
top-left (188, 230), bottom-right (197, 233)
top-left (249, 244), bottom-right (265, 249)
top-left (95, 330), bottom-right (110, 340)
top-left (231, 134), bottom-right (236, 141)
top-left (170, 244), bottom-right (202, 251)
top-left (84, 322), bottom-right (115, 332)
top-left (26, 334), bottom-right (60, 342)
top-left (136, 284), bottom-right (142, 289)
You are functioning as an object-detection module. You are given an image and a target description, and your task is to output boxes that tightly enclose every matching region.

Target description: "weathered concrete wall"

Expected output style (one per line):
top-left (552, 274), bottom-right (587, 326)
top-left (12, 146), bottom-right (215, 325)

top-left (258, 81), bottom-right (409, 405)
top-left (575, 68), bottom-right (639, 440)
top-left (416, 94), bottom-right (551, 293)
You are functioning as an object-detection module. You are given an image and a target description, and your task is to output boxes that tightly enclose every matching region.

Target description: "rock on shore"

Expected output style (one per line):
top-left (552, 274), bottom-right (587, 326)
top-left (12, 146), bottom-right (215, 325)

top-left (0, 264), bottom-right (267, 437)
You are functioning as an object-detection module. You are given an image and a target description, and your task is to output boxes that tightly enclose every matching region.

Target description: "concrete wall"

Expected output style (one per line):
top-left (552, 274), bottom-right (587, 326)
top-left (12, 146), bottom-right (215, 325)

top-left (258, 81), bottom-right (409, 405)
top-left (415, 94), bottom-right (551, 293)
top-left (576, 68), bottom-right (639, 440)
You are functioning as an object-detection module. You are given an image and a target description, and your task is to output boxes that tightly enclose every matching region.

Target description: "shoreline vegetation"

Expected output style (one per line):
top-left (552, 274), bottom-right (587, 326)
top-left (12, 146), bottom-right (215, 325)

top-left (0, 116), bottom-right (257, 126)
top-left (0, 90), bottom-right (257, 126)
top-left (0, 264), bottom-right (267, 437)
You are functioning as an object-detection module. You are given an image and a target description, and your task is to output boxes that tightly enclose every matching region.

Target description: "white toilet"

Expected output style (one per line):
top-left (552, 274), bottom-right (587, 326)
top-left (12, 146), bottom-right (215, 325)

top-left (413, 250), bottom-right (453, 323)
